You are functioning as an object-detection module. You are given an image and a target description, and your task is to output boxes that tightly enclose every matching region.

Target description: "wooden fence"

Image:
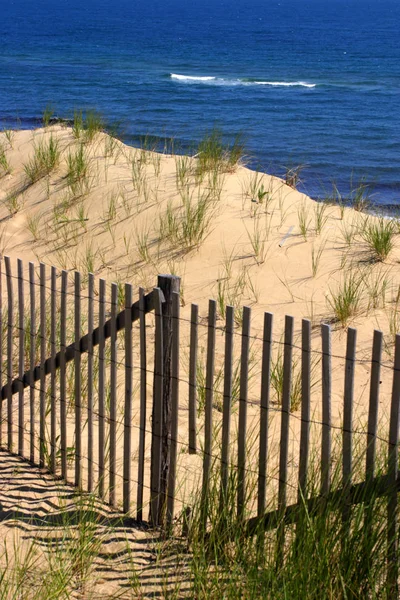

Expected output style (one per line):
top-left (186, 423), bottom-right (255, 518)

top-left (1, 255), bottom-right (400, 593)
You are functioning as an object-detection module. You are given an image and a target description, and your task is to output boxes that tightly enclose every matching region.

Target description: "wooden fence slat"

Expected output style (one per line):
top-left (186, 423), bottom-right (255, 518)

top-left (74, 271), bottom-right (81, 488)
top-left (167, 291), bottom-right (180, 527)
top-left (29, 263), bottom-right (36, 463)
top-left (258, 312), bottom-right (273, 520)
top-left (123, 283), bottom-right (133, 514)
top-left (87, 273), bottom-right (94, 492)
top-left (188, 303), bottom-right (198, 454)
top-left (98, 279), bottom-right (106, 498)
top-left (343, 327), bottom-right (356, 525)
top-left (238, 306), bottom-right (251, 519)
top-left (201, 299), bottom-right (217, 528)
top-left (387, 334), bottom-right (400, 596)
top-left (277, 315), bottom-right (294, 563)
top-left (17, 259), bottom-right (24, 457)
top-left (278, 316), bottom-right (294, 510)
top-left (321, 323), bottom-right (332, 496)
top-left (60, 270), bottom-right (67, 480)
top-left (366, 330), bottom-right (382, 479)
top-left (109, 282), bottom-right (118, 507)
top-left (298, 319), bottom-right (311, 501)
top-left (220, 305), bottom-right (234, 506)
top-left (5, 257), bottom-right (13, 452)
top-left (150, 287), bottom-right (164, 526)
top-left (157, 275), bottom-right (180, 525)
top-left (137, 287), bottom-right (147, 521)
top-left (39, 262), bottom-right (46, 467)
top-left (50, 266), bottom-right (57, 473)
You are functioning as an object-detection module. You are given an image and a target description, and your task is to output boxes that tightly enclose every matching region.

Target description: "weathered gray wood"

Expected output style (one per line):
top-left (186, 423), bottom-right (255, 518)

top-left (167, 291), bottom-right (180, 527)
top-left (17, 259), bottom-right (24, 457)
top-left (1, 289), bottom-right (160, 400)
top-left (343, 329), bottom-right (356, 485)
top-left (29, 263), bottom-right (36, 463)
top-left (188, 303), bottom-right (198, 454)
top-left (278, 315), bottom-right (294, 512)
top-left (150, 287), bottom-right (164, 526)
top-left (123, 283), bottom-right (133, 514)
top-left (342, 327), bottom-right (356, 524)
top-left (220, 305), bottom-right (234, 506)
top-left (321, 323), bottom-right (332, 496)
top-left (258, 312), bottom-right (273, 519)
top-left (60, 270), bottom-right (67, 480)
top-left (109, 282), bottom-right (118, 507)
top-left (87, 273), bottom-right (94, 492)
top-left (50, 266), bottom-right (57, 473)
top-left (387, 334), bottom-right (400, 596)
top-left (74, 271), bottom-right (82, 488)
top-left (39, 262), bottom-right (46, 467)
top-left (201, 299), bottom-right (217, 527)
top-left (156, 274), bottom-right (181, 525)
top-left (137, 287), bottom-right (147, 521)
top-left (366, 330), bottom-right (382, 479)
top-left (238, 306), bottom-right (251, 519)
top-left (298, 319), bottom-right (311, 501)
top-left (277, 315), bottom-right (294, 563)
top-left (5, 257), bottom-right (13, 452)
top-left (98, 279), bottom-right (106, 498)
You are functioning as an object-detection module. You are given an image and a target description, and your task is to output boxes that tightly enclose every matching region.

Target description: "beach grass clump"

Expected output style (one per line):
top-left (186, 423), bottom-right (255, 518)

top-left (361, 217), bottom-right (395, 262)
top-left (245, 213), bottom-right (271, 265)
top-left (4, 192), bottom-right (24, 216)
top-left (159, 189), bottom-right (216, 252)
top-left (349, 176), bottom-right (372, 212)
top-left (84, 110), bottom-right (104, 142)
top-left (364, 266), bottom-right (389, 311)
top-left (327, 270), bottom-right (364, 326)
top-left (0, 143), bottom-right (12, 175)
top-left (270, 347), bottom-right (302, 411)
top-left (297, 202), bottom-right (311, 241)
top-left (42, 104), bottom-right (54, 127)
top-left (314, 201), bottom-right (328, 235)
top-left (66, 144), bottom-right (91, 195)
top-left (72, 109), bottom-right (104, 142)
top-left (195, 128), bottom-right (244, 178)
top-left (311, 240), bottom-right (326, 277)
top-left (23, 134), bottom-right (60, 183)
top-left (186, 433), bottom-right (389, 600)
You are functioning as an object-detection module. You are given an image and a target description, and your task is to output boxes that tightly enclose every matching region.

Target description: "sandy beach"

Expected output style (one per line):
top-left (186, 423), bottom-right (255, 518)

top-left (1, 124), bottom-right (399, 596)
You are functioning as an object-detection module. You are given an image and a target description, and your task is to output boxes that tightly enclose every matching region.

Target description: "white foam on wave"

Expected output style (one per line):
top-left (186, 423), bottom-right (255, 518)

top-left (253, 80), bottom-right (316, 88)
top-left (170, 73), bottom-right (316, 88)
top-left (170, 73), bottom-right (216, 81)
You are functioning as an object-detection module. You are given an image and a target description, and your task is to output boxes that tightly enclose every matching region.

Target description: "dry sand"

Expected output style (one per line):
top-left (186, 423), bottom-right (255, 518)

top-left (0, 125), bottom-right (399, 596)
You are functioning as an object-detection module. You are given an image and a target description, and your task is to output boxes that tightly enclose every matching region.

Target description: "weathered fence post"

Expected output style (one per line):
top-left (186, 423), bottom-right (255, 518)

top-left (155, 274), bottom-right (180, 526)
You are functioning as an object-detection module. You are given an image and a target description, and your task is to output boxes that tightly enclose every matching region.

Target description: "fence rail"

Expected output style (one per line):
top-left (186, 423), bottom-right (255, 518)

top-left (1, 255), bottom-right (400, 595)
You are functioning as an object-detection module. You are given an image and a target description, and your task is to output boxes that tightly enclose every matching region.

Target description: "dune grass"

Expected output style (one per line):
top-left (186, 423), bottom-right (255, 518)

top-left (327, 270), bottom-right (364, 326)
top-left (195, 128), bottom-right (244, 179)
top-left (362, 217), bottom-right (396, 262)
top-left (24, 135), bottom-right (60, 184)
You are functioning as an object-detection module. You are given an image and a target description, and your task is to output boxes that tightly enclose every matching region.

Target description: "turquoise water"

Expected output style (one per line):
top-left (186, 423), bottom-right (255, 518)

top-left (1, 0), bottom-right (399, 207)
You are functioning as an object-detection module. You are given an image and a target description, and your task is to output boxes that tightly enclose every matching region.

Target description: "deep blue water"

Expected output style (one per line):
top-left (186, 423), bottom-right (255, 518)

top-left (1, 0), bottom-right (399, 207)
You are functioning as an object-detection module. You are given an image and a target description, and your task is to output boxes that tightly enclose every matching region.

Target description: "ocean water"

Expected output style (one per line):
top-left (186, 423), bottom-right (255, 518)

top-left (1, 0), bottom-right (399, 208)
